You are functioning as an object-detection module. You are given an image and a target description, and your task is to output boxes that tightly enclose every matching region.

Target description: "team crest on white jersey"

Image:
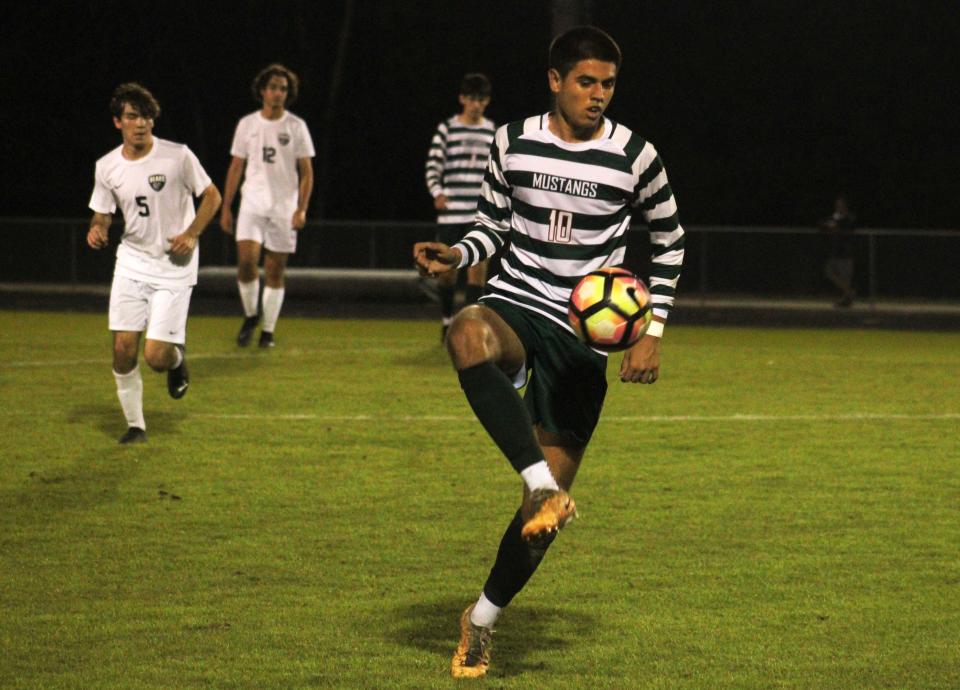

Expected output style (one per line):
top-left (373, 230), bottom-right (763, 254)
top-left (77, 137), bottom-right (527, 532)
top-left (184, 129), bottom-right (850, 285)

top-left (277, 132), bottom-right (290, 146)
top-left (149, 174), bottom-right (166, 191)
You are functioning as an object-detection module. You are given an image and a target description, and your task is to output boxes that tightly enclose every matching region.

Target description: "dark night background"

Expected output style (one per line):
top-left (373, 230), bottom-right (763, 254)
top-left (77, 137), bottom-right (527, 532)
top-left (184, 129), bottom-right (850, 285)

top-left (3, 0), bottom-right (959, 229)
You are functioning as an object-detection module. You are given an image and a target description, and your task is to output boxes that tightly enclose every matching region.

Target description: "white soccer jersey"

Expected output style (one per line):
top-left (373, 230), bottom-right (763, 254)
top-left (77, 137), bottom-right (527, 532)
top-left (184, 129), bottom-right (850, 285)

top-left (89, 138), bottom-right (213, 287)
top-left (230, 111), bottom-right (315, 220)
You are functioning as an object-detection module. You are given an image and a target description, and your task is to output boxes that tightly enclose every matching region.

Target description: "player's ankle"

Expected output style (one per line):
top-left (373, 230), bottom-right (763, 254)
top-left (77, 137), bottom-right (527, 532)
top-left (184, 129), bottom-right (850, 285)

top-left (520, 460), bottom-right (560, 492)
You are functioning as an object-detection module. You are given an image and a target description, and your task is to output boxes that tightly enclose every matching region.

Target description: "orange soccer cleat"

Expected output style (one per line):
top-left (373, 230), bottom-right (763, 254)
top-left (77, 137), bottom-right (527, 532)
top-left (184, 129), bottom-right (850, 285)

top-left (451, 605), bottom-right (493, 679)
top-left (520, 488), bottom-right (578, 543)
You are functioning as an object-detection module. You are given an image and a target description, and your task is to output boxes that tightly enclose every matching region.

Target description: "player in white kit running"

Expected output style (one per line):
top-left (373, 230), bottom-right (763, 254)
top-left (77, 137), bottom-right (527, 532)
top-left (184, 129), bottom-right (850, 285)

top-left (219, 64), bottom-right (315, 348)
top-left (87, 83), bottom-right (221, 444)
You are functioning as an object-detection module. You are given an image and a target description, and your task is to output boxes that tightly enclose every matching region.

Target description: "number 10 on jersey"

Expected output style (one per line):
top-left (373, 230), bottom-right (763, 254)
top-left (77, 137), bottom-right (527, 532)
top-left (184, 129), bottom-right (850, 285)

top-left (548, 209), bottom-right (573, 243)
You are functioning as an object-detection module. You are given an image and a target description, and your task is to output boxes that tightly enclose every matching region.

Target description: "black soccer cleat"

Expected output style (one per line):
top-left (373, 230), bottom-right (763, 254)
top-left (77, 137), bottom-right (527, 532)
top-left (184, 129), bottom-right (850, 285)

top-left (119, 427), bottom-right (147, 444)
top-left (258, 331), bottom-right (275, 349)
top-left (167, 345), bottom-right (189, 399)
top-left (237, 315), bottom-right (260, 347)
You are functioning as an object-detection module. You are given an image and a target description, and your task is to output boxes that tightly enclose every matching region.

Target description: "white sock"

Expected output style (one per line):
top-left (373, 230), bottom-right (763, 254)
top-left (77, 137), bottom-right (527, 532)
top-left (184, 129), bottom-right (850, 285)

top-left (261, 286), bottom-right (285, 333)
top-left (238, 278), bottom-right (260, 318)
top-left (520, 460), bottom-right (560, 492)
top-left (470, 592), bottom-right (501, 629)
top-left (113, 366), bottom-right (145, 430)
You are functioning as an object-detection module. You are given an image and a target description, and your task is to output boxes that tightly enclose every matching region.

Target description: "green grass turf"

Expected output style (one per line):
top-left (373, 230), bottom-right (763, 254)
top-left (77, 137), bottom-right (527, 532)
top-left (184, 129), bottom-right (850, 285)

top-left (1, 310), bottom-right (959, 688)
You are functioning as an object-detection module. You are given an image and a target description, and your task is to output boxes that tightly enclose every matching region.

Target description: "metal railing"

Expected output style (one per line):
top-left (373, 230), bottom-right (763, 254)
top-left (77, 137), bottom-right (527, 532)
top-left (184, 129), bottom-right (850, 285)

top-left (2, 217), bottom-right (958, 303)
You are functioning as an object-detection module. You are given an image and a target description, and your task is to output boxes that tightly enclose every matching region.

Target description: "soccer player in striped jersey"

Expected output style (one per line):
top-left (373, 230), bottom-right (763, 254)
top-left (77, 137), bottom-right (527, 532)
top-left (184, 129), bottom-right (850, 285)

top-left (87, 83), bottom-right (221, 444)
top-left (219, 64), bottom-right (315, 348)
top-left (414, 27), bottom-right (684, 678)
top-left (424, 73), bottom-right (496, 340)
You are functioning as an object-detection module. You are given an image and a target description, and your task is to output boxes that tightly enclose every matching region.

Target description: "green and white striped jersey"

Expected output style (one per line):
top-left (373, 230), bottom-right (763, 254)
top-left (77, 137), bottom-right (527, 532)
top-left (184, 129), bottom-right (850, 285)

top-left (453, 113), bottom-right (685, 332)
top-left (425, 115), bottom-right (496, 225)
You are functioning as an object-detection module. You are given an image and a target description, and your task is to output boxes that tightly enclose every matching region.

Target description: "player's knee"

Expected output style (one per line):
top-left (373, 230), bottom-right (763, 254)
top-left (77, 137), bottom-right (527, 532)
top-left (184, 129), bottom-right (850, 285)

top-left (143, 343), bottom-right (171, 372)
top-left (237, 263), bottom-right (258, 282)
top-left (447, 307), bottom-right (496, 366)
top-left (112, 341), bottom-right (137, 372)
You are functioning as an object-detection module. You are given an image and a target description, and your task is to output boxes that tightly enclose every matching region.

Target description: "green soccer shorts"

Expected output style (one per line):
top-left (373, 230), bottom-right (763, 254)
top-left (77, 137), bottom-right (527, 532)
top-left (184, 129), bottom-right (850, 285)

top-left (484, 297), bottom-right (608, 446)
top-left (436, 222), bottom-right (475, 248)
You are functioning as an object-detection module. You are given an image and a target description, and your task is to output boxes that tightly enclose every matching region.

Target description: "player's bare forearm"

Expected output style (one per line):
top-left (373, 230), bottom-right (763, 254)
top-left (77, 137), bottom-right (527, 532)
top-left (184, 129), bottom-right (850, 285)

top-left (221, 157), bottom-right (244, 210)
top-left (194, 184), bottom-right (222, 234)
top-left (618, 322), bottom-right (663, 384)
top-left (297, 158), bottom-right (313, 212)
top-left (219, 157), bottom-right (245, 233)
top-left (87, 212), bottom-right (112, 250)
top-left (171, 184), bottom-right (222, 255)
top-left (413, 242), bottom-right (461, 277)
top-left (293, 158), bottom-right (313, 230)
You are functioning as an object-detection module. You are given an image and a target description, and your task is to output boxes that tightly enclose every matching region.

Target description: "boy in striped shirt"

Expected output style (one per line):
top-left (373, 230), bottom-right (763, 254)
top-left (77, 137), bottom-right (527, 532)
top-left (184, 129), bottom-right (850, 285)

top-left (424, 73), bottom-right (495, 340)
top-left (414, 26), bottom-right (685, 678)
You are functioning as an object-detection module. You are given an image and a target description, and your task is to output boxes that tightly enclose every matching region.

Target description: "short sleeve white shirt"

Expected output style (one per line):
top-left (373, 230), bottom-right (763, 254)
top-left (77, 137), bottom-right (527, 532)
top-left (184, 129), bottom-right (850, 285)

top-left (230, 111), bottom-right (315, 220)
top-left (89, 138), bottom-right (212, 287)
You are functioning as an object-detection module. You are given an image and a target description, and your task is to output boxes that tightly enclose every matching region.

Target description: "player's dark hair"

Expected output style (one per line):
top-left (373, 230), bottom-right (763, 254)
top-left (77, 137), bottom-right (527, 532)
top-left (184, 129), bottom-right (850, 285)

top-left (460, 72), bottom-right (492, 99)
top-left (251, 63), bottom-right (300, 106)
top-left (110, 83), bottom-right (161, 120)
top-left (548, 26), bottom-right (622, 77)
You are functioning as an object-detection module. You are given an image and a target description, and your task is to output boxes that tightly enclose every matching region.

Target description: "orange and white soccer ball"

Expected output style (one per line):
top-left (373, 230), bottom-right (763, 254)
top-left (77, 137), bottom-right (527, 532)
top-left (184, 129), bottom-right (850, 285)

top-left (567, 267), bottom-right (652, 352)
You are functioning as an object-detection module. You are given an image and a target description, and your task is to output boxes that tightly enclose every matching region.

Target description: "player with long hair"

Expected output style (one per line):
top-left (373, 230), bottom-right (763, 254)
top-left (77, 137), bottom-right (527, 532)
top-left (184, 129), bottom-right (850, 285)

top-left (220, 64), bottom-right (315, 348)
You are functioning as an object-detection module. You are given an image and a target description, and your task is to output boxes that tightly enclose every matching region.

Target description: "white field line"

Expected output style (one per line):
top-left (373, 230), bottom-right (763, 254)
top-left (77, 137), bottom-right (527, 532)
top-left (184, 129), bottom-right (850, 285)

top-left (0, 347), bottom-right (420, 369)
top-left (3, 347), bottom-right (958, 370)
top-left (190, 412), bottom-right (960, 423)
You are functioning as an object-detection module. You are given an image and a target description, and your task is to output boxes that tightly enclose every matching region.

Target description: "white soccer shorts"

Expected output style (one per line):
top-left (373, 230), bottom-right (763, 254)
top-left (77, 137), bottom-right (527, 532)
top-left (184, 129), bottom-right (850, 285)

top-left (236, 211), bottom-right (297, 254)
top-left (108, 275), bottom-right (193, 344)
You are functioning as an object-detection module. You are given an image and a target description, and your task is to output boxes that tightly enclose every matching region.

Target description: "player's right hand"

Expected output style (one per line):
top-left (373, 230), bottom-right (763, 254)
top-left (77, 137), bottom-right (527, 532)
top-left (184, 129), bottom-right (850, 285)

top-left (413, 241), bottom-right (460, 277)
top-left (433, 194), bottom-right (448, 211)
top-left (219, 209), bottom-right (234, 235)
top-left (87, 226), bottom-right (108, 250)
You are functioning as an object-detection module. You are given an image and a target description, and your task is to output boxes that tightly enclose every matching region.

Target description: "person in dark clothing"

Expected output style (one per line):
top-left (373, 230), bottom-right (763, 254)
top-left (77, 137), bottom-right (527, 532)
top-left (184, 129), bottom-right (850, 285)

top-left (821, 194), bottom-right (857, 307)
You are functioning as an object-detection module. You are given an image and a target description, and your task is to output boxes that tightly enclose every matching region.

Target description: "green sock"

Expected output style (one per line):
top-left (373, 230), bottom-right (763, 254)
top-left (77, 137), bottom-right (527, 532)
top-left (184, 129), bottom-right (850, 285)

top-left (457, 361), bottom-right (542, 473)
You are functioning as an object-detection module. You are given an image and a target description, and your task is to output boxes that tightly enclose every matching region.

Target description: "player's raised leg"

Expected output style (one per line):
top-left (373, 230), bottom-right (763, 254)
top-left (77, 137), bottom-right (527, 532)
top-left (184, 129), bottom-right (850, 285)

top-left (142, 285), bottom-right (193, 399)
top-left (447, 305), bottom-right (576, 530)
top-left (143, 339), bottom-right (189, 399)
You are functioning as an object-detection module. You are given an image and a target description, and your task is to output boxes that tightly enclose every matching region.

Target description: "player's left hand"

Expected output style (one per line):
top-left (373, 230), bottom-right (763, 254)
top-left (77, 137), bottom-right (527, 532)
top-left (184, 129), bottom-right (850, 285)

top-left (619, 333), bottom-right (661, 384)
top-left (292, 209), bottom-right (307, 231)
top-left (168, 231), bottom-right (197, 255)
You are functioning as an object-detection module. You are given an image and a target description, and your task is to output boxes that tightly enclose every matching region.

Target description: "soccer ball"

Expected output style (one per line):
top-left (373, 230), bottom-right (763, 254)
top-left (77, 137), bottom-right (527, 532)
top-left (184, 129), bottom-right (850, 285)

top-left (567, 267), bottom-right (652, 352)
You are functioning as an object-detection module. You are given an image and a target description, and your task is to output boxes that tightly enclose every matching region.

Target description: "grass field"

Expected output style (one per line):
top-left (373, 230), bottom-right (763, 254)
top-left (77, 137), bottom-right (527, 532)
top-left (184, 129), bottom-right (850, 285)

top-left (1, 310), bottom-right (959, 689)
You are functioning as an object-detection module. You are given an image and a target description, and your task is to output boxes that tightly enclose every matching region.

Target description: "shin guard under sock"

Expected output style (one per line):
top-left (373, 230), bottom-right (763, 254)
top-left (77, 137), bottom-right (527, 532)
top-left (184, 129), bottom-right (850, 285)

top-left (457, 361), bottom-right (542, 473)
